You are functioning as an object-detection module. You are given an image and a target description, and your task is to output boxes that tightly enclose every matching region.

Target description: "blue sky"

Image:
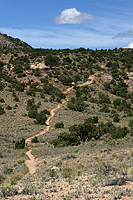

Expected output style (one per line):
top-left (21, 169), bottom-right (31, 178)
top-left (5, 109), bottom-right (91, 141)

top-left (0, 0), bottom-right (133, 49)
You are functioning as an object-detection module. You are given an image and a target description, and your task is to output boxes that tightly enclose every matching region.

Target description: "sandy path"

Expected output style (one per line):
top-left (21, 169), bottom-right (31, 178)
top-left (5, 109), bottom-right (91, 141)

top-left (25, 86), bottom-right (73, 174)
top-left (25, 86), bottom-right (73, 144)
top-left (25, 77), bottom-right (94, 174)
top-left (25, 150), bottom-right (37, 174)
top-left (78, 75), bottom-right (94, 87)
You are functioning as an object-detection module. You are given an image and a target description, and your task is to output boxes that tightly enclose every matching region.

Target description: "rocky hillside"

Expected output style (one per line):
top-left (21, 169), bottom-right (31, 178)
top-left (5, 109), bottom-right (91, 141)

top-left (0, 33), bottom-right (32, 49)
top-left (0, 33), bottom-right (133, 199)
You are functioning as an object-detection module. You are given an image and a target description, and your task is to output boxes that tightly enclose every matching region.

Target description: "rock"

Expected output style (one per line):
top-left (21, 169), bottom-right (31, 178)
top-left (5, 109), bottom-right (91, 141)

top-left (50, 166), bottom-right (60, 171)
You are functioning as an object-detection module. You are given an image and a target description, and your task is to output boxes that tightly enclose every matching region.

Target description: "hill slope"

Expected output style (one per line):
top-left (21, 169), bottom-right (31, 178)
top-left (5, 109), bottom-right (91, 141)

top-left (0, 33), bottom-right (32, 49)
top-left (0, 33), bottom-right (133, 199)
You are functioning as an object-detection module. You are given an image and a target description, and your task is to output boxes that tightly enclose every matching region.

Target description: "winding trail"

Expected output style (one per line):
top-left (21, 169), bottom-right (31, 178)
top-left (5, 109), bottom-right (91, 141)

top-left (25, 76), bottom-right (94, 174)
top-left (25, 86), bottom-right (73, 144)
top-left (25, 150), bottom-right (37, 174)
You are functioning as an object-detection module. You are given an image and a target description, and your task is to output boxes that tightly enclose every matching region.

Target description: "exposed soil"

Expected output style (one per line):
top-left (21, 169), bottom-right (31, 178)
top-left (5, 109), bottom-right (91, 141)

top-left (25, 150), bottom-right (37, 174)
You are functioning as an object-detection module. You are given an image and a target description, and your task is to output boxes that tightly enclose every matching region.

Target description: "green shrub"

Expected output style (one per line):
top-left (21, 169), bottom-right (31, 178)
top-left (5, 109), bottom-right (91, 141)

top-left (6, 105), bottom-right (12, 110)
top-left (0, 98), bottom-right (5, 103)
top-left (28, 107), bottom-right (37, 119)
top-left (0, 82), bottom-right (5, 91)
top-left (26, 88), bottom-right (36, 96)
top-left (98, 92), bottom-right (111, 104)
top-left (62, 168), bottom-right (72, 178)
top-left (113, 115), bottom-right (120, 122)
top-left (111, 127), bottom-right (129, 139)
top-left (99, 104), bottom-right (110, 113)
top-left (0, 174), bottom-right (5, 184)
top-left (128, 119), bottom-right (133, 129)
top-left (50, 132), bottom-right (81, 147)
top-left (3, 167), bottom-right (13, 174)
top-left (31, 136), bottom-right (39, 143)
top-left (55, 122), bottom-right (64, 128)
top-left (62, 57), bottom-right (72, 65)
top-left (15, 82), bottom-right (25, 92)
top-left (0, 105), bottom-right (5, 115)
top-left (67, 97), bottom-right (86, 112)
top-left (35, 111), bottom-right (47, 125)
top-left (45, 54), bottom-right (60, 67)
top-left (13, 95), bottom-right (19, 102)
top-left (49, 170), bottom-right (57, 177)
top-left (15, 138), bottom-right (25, 149)
top-left (0, 61), bottom-right (4, 71)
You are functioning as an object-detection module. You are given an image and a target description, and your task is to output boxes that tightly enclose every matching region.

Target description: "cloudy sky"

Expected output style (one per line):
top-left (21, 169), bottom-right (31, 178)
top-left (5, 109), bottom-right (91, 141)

top-left (0, 0), bottom-right (133, 49)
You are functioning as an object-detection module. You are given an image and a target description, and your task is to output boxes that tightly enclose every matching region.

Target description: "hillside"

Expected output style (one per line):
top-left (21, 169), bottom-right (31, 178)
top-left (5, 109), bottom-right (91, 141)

top-left (0, 33), bottom-right (32, 50)
top-left (0, 33), bottom-right (133, 199)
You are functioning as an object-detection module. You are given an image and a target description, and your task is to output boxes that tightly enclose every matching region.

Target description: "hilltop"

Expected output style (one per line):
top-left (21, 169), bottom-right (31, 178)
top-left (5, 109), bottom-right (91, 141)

top-left (0, 33), bottom-right (32, 50)
top-left (0, 33), bottom-right (133, 199)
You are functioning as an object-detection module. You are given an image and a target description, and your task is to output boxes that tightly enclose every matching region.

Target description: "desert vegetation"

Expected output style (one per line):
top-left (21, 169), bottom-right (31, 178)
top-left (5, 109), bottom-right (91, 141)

top-left (0, 33), bottom-right (133, 199)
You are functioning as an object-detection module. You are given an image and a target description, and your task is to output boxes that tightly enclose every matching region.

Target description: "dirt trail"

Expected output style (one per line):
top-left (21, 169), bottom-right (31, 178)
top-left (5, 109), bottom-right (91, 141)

top-left (78, 75), bottom-right (94, 87)
top-left (25, 77), bottom-right (94, 174)
top-left (25, 150), bottom-right (37, 174)
top-left (25, 86), bottom-right (73, 144)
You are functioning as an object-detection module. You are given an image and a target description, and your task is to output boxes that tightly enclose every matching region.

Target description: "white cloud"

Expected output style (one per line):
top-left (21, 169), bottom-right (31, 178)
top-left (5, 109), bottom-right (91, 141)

top-left (124, 41), bottom-right (133, 48)
top-left (55, 8), bottom-right (94, 24)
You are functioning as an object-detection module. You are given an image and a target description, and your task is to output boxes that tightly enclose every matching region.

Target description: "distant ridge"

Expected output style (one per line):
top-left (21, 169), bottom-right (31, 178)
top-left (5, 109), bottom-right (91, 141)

top-left (0, 32), bottom-right (32, 49)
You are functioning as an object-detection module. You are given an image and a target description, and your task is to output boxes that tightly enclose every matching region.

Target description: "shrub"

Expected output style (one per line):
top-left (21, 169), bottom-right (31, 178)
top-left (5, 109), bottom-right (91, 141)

top-left (98, 92), bottom-right (111, 104)
top-left (49, 170), bottom-right (57, 177)
top-left (59, 75), bottom-right (72, 85)
top-left (113, 115), bottom-right (120, 122)
top-left (62, 168), bottom-right (72, 178)
top-left (67, 97), bottom-right (86, 112)
top-left (0, 174), bottom-right (5, 184)
top-left (41, 109), bottom-right (50, 115)
top-left (15, 82), bottom-right (25, 92)
top-left (0, 105), bottom-right (5, 115)
top-left (45, 54), bottom-right (60, 67)
top-left (62, 57), bottom-right (72, 65)
top-left (129, 119), bottom-right (133, 129)
top-left (31, 137), bottom-right (39, 143)
top-left (99, 104), bottom-right (110, 113)
top-left (13, 95), bottom-right (19, 102)
top-left (0, 98), bottom-right (5, 103)
top-left (50, 132), bottom-right (81, 147)
top-left (28, 108), bottom-right (37, 119)
top-left (3, 167), bottom-right (13, 174)
top-left (15, 138), bottom-right (25, 149)
top-left (6, 105), bottom-right (12, 110)
top-left (35, 111), bottom-right (47, 125)
top-left (26, 88), bottom-right (36, 96)
top-left (0, 82), bottom-right (5, 91)
top-left (111, 127), bottom-right (129, 139)
top-left (0, 61), bottom-right (4, 71)
top-left (113, 98), bottom-right (121, 108)
top-left (27, 98), bottom-right (35, 108)
top-left (1, 185), bottom-right (18, 198)
top-left (55, 122), bottom-right (64, 128)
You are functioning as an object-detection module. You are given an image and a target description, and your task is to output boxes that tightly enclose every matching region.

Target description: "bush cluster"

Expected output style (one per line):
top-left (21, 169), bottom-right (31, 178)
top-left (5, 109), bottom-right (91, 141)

top-left (55, 122), bottom-right (64, 128)
top-left (50, 116), bottom-right (129, 147)
top-left (31, 136), bottom-right (39, 143)
top-left (26, 98), bottom-right (50, 124)
top-left (15, 138), bottom-right (25, 149)
top-left (67, 97), bottom-right (86, 112)
top-left (113, 98), bottom-right (132, 116)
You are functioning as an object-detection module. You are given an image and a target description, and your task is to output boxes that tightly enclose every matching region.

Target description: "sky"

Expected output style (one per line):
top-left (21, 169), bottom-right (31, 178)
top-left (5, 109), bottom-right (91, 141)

top-left (0, 0), bottom-right (133, 49)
